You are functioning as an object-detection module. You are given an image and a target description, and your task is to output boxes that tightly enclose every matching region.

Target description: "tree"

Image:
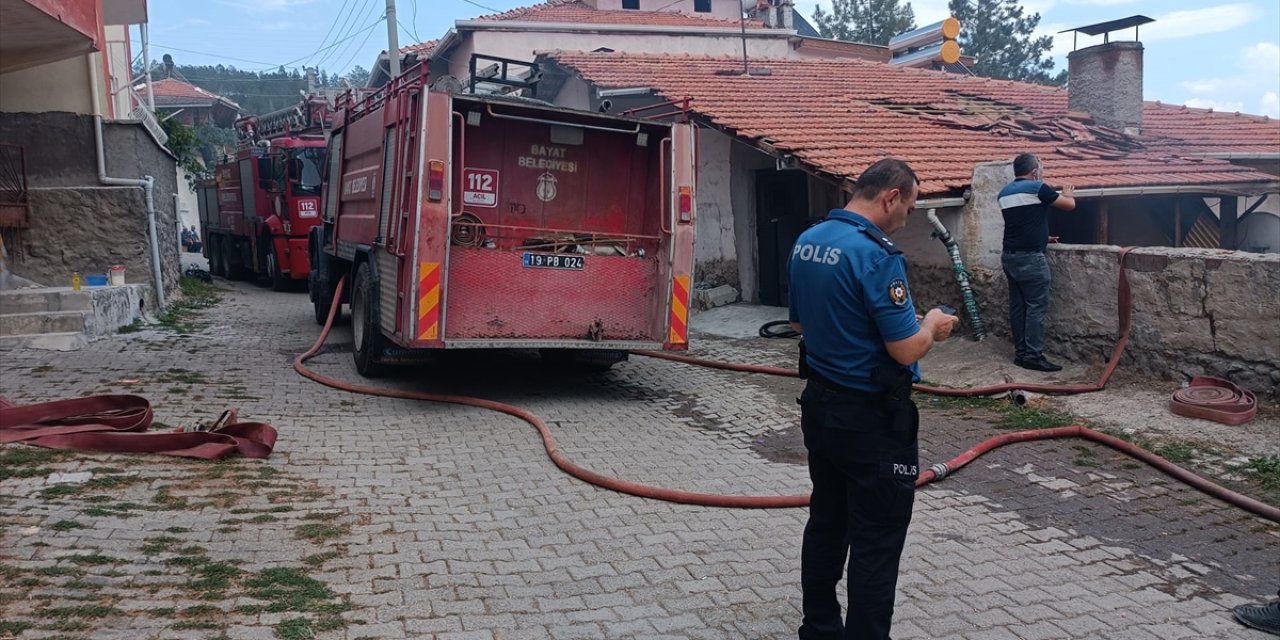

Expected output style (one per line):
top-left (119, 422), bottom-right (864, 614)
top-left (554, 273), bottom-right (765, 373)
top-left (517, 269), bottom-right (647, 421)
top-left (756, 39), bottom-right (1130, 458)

top-left (811, 0), bottom-right (917, 46)
top-left (345, 65), bottom-right (371, 87)
top-left (949, 0), bottom-right (1065, 85)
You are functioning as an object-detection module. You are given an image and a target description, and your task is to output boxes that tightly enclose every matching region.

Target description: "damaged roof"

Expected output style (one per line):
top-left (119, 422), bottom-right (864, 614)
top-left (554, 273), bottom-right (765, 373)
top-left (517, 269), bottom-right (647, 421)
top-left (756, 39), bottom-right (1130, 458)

top-left (543, 51), bottom-right (1280, 196)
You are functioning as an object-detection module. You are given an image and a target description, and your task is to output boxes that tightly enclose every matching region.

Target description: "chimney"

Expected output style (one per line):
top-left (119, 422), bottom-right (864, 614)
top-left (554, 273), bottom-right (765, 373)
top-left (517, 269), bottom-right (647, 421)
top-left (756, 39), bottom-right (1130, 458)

top-left (1064, 16), bottom-right (1153, 136)
top-left (778, 0), bottom-right (794, 30)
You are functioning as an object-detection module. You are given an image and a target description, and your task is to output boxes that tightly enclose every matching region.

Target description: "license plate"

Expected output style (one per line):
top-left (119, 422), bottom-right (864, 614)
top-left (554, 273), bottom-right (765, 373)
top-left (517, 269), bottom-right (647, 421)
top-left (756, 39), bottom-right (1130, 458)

top-left (522, 253), bottom-right (585, 270)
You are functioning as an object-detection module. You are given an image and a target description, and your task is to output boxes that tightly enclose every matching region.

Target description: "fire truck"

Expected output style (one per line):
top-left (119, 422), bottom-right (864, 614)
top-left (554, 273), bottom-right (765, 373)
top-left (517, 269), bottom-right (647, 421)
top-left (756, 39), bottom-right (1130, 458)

top-left (309, 60), bottom-right (697, 375)
top-left (197, 96), bottom-right (331, 290)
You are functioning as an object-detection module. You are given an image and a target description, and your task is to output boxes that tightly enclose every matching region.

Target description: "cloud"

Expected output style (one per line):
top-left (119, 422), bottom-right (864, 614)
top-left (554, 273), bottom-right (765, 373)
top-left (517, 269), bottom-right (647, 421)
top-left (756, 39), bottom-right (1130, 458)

top-left (1183, 97), bottom-right (1246, 112)
top-left (1142, 4), bottom-right (1258, 42)
top-left (1262, 92), bottom-right (1280, 118)
top-left (1243, 42), bottom-right (1280, 73)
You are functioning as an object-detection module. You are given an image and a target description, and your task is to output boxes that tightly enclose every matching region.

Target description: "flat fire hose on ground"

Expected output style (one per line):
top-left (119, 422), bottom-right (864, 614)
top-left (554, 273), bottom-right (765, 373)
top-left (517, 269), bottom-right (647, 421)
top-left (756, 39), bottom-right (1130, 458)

top-left (294, 248), bottom-right (1279, 523)
top-left (0, 395), bottom-right (276, 460)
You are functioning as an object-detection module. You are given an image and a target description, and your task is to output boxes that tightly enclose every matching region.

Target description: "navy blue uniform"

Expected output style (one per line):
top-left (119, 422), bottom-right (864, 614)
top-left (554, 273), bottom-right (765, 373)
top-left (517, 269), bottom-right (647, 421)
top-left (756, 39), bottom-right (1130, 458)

top-left (998, 178), bottom-right (1059, 361)
top-left (789, 209), bottom-right (922, 640)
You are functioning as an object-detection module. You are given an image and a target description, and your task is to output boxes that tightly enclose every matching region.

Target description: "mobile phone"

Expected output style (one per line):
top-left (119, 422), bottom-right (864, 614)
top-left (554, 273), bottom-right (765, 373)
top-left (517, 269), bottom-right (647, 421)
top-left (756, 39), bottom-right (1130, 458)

top-left (938, 305), bottom-right (957, 316)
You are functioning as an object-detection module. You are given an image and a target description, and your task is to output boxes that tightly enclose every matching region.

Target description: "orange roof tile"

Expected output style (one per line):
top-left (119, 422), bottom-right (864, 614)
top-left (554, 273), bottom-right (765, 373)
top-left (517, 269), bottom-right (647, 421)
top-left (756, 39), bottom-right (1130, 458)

top-left (545, 51), bottom-right (1279, 195)
top-left (474, 0), bottom-right (766, 29)
top-left (141, 78), bottom-right (238, 109)
top-left (401, 38), bottom-right (439, 56)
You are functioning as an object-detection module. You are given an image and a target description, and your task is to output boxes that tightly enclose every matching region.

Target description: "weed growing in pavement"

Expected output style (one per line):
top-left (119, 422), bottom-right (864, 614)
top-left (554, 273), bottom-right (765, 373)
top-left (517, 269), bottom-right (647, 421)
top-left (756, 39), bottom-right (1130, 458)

top-left (303, 551), bottom-right (341, 567)
top-left (0, 446), bottom-right (70, 481)
top-left (117, 318), bottom-right (144, 333)
top-left (48, 519), bottom-right (86, 532)
top-left (157, 275), bottom-right (224, 333)
top-left (1244, 455), bottom-right (1280, 489)
top-left (295, 522), bottom-right (346, 541)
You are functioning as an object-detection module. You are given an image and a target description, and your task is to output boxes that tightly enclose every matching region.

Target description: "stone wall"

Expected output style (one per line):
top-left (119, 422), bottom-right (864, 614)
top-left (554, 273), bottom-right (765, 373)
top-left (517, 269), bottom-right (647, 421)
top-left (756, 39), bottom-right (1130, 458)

top-left (911, 245), bottom-right (1280, 396)
top-left (0, 112), bottom-right (180, 310)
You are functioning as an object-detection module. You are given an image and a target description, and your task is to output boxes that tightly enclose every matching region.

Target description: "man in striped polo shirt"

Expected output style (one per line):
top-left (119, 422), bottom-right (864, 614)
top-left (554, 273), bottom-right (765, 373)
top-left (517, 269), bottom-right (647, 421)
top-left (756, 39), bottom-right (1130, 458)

top-left (998, 153), bottom-right (1077, 372)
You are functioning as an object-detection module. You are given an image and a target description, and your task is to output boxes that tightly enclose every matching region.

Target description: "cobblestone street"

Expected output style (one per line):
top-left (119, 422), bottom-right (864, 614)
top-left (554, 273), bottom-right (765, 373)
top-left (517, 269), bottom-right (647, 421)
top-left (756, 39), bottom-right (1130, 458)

top-left (2, 279), bottom-right (1277, 640)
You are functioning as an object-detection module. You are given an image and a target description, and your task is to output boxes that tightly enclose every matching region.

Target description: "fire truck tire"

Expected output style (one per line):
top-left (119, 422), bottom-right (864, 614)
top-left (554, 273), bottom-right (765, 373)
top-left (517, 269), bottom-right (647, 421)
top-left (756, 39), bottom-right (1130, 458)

top-left (351, 262), bottom-right (385, 377)
top-left (208, 236), bottom-right (225, 278)
top-left (267, 246), bottom-right (289, 292)
top-left (222, 240), bottom-right (245, 281)
top-left (539, 349), bottom-right (626, 372)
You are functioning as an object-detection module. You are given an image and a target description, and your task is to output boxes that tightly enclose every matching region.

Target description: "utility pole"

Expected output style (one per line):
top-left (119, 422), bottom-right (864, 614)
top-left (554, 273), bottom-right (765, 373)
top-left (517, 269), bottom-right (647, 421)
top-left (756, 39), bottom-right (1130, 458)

top-left (385, 0), bottom-right (400, 79)
top-left (140, 22), bottom-right (155, 110)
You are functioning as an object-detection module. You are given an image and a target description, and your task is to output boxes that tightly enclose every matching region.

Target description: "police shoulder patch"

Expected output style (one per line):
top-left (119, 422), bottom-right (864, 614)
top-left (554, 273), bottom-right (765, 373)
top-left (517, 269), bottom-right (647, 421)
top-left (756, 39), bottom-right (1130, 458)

top-left (888, 279), bottom-right (910, 306)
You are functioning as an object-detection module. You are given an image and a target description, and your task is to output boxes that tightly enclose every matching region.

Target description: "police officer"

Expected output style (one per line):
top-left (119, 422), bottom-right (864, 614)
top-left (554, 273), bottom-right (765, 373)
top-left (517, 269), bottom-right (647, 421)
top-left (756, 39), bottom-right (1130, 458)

top-left (788, 158), bottom-right (959, 640)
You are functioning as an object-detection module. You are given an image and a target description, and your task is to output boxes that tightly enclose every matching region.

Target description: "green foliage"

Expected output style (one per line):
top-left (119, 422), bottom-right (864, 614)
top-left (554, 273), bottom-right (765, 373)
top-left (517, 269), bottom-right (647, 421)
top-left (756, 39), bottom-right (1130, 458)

top-left (948, 0), bottom-right (1065, 85)
top-left (158, 114), bottom-right (208, 190)
top-left (812, 0), bottom-right (917, 45)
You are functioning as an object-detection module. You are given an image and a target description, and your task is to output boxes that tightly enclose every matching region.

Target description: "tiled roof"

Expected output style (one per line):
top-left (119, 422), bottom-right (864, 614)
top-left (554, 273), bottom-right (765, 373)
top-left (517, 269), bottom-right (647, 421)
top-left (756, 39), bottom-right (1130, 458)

top-left (545, 51), bottom-right (1279, 195)
top-left (1142, 102), bottom-right (1280, 154)
top-left (473, 0), bottom-right (766, 29)
top-left (401, 38), bottom-right (439, 56)
top-left (141, 78), bottom-right (238, 109)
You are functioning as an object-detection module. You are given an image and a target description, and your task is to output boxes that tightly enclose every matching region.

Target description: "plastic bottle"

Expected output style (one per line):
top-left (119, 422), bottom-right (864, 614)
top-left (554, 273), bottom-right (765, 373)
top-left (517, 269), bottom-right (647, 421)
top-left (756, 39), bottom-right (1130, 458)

top-left (71, 271), bottom-right (82, 292)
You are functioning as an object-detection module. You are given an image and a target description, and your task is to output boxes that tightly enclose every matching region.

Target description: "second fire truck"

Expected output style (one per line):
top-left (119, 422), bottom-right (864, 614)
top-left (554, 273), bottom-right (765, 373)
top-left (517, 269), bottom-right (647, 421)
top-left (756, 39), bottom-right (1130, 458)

top-left (197, 96), bottom-right (331, 290)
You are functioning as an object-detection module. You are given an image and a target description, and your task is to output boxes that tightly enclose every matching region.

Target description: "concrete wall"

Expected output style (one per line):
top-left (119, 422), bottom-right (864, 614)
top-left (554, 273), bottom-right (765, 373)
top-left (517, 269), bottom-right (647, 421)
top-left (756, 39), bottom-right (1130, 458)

top-left (459, 30), bottom-right (794, 82)
top-left (0, 56), bottom-right (95, 115)
top-left (586, 0), bottom-right (741, 21)
top-left (694, 128), bottom-right (736, 287)
top-left (1047, 245), bottom-right (1279, 395)
top-left (0, 112), bottom-right (181, 310)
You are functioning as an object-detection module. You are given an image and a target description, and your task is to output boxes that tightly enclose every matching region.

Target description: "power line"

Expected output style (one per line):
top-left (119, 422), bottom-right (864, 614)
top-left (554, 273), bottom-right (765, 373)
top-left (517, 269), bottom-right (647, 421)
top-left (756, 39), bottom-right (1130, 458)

top-left (320, 0), bottom-right (382, 71)
top-left (398, 19), bottom-right (420, 45)
top-left (410, 0), bottom-right (422, 42)
top-left (316, 0), bottom-right (372, 69)
top-left (313, 0), bottom-right (373, 69)
top-left (300, 0), bottom-right (355, 69)
top-left (460, 0), bottom-right (500, 13)
top-left (334, 16), bottom-right (385, 75)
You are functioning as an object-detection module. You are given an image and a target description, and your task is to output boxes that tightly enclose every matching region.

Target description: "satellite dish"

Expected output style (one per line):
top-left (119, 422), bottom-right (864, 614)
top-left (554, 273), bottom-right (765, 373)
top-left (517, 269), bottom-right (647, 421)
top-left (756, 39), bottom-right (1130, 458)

top-left (431, 75), bottom-right (464, 94)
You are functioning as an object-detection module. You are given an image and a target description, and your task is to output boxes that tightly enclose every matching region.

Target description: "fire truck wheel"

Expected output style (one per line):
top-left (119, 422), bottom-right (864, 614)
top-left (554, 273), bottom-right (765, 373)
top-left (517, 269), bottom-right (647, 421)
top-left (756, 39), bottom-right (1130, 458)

top-left (208, 236), bottom-right (225, 278)
top-left (222, 240), bottom-right (245, 281)
top-left (351, 262), bottom-right (385, 377)
top-left (268, 247), bottom-right (289, 292)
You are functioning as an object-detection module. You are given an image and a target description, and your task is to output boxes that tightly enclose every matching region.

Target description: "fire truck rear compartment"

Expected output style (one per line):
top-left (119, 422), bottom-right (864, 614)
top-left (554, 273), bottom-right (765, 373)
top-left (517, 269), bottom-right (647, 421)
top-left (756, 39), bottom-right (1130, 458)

top-left (440, 102), bottom-right (672, 345)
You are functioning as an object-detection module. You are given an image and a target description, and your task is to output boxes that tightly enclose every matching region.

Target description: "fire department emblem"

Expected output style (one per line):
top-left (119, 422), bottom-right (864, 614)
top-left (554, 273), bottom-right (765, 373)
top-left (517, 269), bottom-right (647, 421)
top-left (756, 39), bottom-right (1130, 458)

top-left (888, 279), bottom-right (909, 306)
top-left (535, 172), bottom-right (558, 203)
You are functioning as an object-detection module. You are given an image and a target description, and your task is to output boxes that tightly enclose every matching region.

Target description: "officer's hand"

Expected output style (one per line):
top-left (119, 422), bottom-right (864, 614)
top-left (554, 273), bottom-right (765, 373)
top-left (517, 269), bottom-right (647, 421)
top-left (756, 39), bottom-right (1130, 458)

top-left (923, 308), bottom-right (960, 342)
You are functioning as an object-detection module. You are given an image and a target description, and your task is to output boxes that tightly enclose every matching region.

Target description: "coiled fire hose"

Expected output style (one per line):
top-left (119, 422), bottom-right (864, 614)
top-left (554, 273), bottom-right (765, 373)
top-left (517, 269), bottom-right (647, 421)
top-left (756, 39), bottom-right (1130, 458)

top-left (294, 251), bottom-right (1279, 523)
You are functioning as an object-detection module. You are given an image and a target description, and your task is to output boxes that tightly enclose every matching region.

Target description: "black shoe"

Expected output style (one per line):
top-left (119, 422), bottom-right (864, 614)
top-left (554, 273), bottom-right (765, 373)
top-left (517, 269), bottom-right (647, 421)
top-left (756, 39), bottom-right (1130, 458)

top-left (1015, 357), bottom-right (1062, 372)
top-left (1233, 600), bottom-right (1280, 636)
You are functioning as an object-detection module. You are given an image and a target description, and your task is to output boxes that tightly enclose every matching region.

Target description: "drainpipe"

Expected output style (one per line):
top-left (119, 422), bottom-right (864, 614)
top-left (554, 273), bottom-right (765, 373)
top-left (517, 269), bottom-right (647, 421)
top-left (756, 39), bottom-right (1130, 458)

top-left (926, 208), bottom-right (985, 340)
top-left (90, 56), bottom-right (166, 311)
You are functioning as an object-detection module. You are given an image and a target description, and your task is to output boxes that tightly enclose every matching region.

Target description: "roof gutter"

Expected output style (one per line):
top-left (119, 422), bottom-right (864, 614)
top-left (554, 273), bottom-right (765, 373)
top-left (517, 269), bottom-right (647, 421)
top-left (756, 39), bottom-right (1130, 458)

top-left (1194, 152), bottom-right (1280, 161)
top-left (455, 20), bottom-right (795, 38)
top-left (915, 196), bottom-right (967, 209)
top-left (1072, 182), bottom-right (1280, 198)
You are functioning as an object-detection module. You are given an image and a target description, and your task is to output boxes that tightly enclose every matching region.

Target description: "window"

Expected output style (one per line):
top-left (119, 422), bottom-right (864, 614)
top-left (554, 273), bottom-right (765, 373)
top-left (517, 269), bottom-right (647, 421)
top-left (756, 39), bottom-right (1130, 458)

top-left (622, 0), bottom-right (638, 8)
top-left (694, 0), bottom-right (711, 12)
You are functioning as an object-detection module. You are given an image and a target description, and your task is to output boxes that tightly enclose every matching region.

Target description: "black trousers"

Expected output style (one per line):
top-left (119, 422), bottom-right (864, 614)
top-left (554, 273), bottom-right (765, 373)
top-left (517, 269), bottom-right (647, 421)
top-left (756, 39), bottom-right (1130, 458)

top-left (798, 380), bottom-right (919, 640)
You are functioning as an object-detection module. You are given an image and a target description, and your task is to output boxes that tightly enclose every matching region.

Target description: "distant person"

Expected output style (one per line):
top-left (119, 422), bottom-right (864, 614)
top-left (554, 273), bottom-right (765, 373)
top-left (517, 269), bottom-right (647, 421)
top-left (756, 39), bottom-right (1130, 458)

top-left (998, 153), bottom-right (1076, 372)
top-left (1233, 590), bottom-right (1280, 636)
top-left (788, 158), bottom-right (960, 640)
top-left (188, 227), bottom-right (202, 253)
top-left (180, 226), bottom-right (193, 251)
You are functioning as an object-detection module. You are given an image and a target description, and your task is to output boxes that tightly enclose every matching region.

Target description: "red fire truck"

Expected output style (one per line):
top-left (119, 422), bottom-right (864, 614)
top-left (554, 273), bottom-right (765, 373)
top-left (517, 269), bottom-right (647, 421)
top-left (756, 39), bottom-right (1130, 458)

top-left (309, 61), bottom-right (697, 375)
top-left (197, 96), bottom-right (331, 290)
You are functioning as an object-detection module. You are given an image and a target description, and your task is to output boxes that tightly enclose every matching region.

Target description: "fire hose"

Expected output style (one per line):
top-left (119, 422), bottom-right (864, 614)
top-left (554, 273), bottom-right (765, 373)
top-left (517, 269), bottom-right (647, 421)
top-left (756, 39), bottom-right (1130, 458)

top-left (295, 251), bottom-right (1279, 523)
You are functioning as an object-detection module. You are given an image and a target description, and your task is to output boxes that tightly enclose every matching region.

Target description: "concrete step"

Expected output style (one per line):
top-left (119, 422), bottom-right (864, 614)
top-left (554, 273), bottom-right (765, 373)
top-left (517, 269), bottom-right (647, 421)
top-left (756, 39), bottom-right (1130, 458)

top-left (0, 310), bottom-right (87, 336)
top-left (0, 289), bottom-right (94, 314)
top-left (0, 332), bottom-right (87, 351)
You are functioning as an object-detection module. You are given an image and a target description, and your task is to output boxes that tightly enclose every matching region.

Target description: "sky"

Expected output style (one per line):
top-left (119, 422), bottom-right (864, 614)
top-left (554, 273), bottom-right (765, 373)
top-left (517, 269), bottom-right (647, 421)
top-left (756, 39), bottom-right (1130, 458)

top-left (141, 0), bottom-right (1280, 117)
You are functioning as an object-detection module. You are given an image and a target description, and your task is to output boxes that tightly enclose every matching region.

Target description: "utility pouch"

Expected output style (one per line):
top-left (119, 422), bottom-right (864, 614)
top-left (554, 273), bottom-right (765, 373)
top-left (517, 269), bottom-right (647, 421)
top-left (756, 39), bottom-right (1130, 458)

top-left (798, 339), bottom-right (810, 379)
top-left (872, 365), bottom-right (914, 432)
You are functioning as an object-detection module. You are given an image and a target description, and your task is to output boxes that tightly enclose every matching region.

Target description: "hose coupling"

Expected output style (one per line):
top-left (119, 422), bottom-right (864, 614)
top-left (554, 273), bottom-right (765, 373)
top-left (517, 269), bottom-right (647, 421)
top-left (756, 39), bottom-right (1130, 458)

top-left (929, 462), bottom-right (950, 480)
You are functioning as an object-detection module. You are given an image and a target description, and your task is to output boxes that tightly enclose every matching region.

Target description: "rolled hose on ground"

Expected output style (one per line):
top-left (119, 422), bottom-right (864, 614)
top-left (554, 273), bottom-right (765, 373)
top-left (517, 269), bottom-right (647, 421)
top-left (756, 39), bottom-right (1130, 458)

top-left (295, 264), bottom-right (1279, 522)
